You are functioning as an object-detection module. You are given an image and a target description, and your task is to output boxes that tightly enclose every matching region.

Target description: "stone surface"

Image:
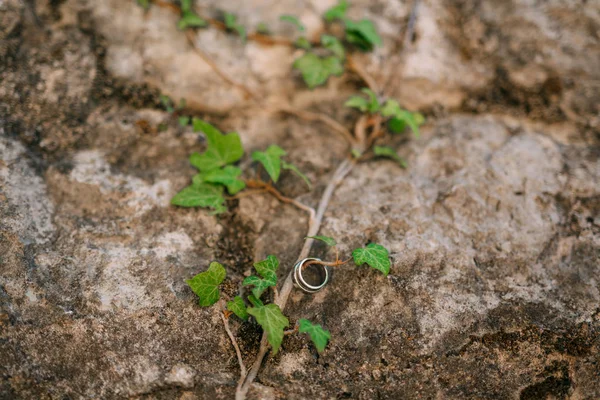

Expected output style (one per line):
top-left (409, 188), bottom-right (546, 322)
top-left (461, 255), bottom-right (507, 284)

top-left (1, 0), bottom-right (599, 399)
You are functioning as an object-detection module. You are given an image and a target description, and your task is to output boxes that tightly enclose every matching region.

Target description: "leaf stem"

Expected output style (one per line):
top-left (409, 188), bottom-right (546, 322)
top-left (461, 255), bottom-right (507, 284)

top-left (301, 257), bottom-right (351, 269)
top-left (271, 106), bottom-right (355, 147)
top-left (220, 311), bottom-right (247, 386)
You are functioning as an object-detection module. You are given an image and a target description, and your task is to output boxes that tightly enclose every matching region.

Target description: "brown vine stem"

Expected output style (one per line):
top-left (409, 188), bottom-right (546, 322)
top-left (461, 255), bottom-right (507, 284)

top-left (302, 257), bottom-right (351, 270)
top-left (245, 179), bottom-right (316, 228)
top-left (184, 31), bottom-right (256, 100)
top-left (236, 157), bottom-right (354, 400)
top-left (220, 312), bottom-right (247, 387)
top-left (347, 54), bottom-right (379, 93)
top-left (271, 107), bottom-right (355, 147)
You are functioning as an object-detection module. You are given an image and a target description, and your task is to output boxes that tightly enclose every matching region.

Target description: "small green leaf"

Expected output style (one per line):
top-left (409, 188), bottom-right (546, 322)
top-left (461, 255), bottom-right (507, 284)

top-left (193, 166), bottom-right (246, 195)
top-left (248, 294), bottom-right (263, 307)
top-left (293, 53), bottom-right (344, 89)
top-left (294, 37), bottom-right (312, 50)
top-left (252, 145), bottom-right (287, 182)
top-left (298, 319), bottom-right (331, 353)
top-left (282, 161), bottom-right (311, 189)
top-left (280, 15), bottom-right (305, 32)
top-left (324, 0), bottom-right (348, 22)
top-left (344, 96), bottom-right (368, 112)
top-left (227, 296), bottom-right (249, 321)
top-left (256, 22), bottom-right (270, 34)
top-left (247, 303), bottom-right (289, 354)
top-left (388, 117), bottom-right (406, 133)
top-left (243, 255), bottom-right (280, 298)
top-left (321, 34), bottom-right (345, 59)
top-left (351, 149), bottom-right (362, 158)
top-left (381, 100), bottom-right (424, 138)
top-left (373, 146), bottom-right (407, 168)
top-left (352, 243), bottom-right (391, 276)
top-left (181, 0), bottom-right (192, 12)
top-left (224, 13), bottom-right (247, 41)
top-left (171, 183), bottom-right (226, 214)
top-left (190, 119), bottom-right (244, 171)
top-left (305, 235), bottom-right (337, 246)
top-left (160, 95), bottom-right (174, 113)
top-left (178, 10), bottom-right (208, 30)
top-left (361, 88), bottom-right (380, 112)
top-left (137, 0), bottom-right (150, 10)
top-left (179, 116), bottom-right (190, 127)
top-left (344, 19), bottom-right (382, 51)
top-left (186, 261), bottom-right (226, 306)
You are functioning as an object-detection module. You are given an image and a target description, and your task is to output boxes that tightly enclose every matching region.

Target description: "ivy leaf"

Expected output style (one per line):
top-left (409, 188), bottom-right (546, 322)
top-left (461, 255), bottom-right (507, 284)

top-left (137, 0), bottom-right (150, 10)
top-left (324, 0), bottom-right (348, 22)
top-left (190, 119), bottom-right (244, 171)
top-left (280, 15), bottom-right (305, 32)
top-left (171, 183), bottom-right (226, 214)
top-left (256, 22), bottom-right (270, 34)
top-left (373, 146), bottom-right (407, 168)
top-left (282, 161), bottom-right (311, 189)
top-left (178, 10), bottom-right (208, 30)
top-left (247, 303), bottom-right (289, 354)
top-left (160, 95), bottom-right (174, 113)
top-left (345, 88), bottom-right (379, 113)
top-left (305, 235), bottom-right (337, 246)
top-left (381, 100), bottom-right (424, 138)
top-left (252, 145), bottom-right (287, 183)
top-left (352, 243), bottom-right (391, 276)
top-left (227, 296), bottom-right (249, 321)
top-left (298, 319), bottom-right (331, 353)
top-left (293, 53), bottom-right (344, 89)
top-left (193, 166), bottom-right (246, 195)
top-left (186, 262), bottom-right (226, 306)
top-left (181, 0), bottom-right (192, 12)
top-left (294, 37), bottom-right (312, 50)
top-left (321, 34), bottom-right (345, 59)
top-left (179, 116), bottom-right (190, 127)
top-left (224, 13), bottom-right (247, 41)
top-left (344, 19), bottom-right (382, 51)
top-left (243, 255), bottom-right (279, 298)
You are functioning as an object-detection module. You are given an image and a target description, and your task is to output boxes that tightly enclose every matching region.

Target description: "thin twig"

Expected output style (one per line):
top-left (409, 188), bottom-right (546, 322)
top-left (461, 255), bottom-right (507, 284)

top-left (184, 31), bottom-right (256, 100)
top-left (236, 158), bottom-right (355, 399)
top-left (245, 179), bottom-right (316, 228)
top-left (354, 114), bottom-right (369, 151)
top-left (302, 257), bottom-right (351, 269)
top-left (347, 54), bottom-right (379, 93)
top-left (220, 312), bottom-right (247, 386)
top-left (272, 107), bottom-right (355, 147)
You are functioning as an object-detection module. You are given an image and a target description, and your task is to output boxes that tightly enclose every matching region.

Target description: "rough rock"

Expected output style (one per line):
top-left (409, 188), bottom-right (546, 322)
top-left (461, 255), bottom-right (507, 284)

top-left (1, 0), bottom-right (599, 399)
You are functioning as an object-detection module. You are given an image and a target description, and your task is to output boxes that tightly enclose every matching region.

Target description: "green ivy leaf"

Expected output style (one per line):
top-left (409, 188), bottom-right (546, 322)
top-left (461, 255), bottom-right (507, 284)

top-left (171, 183), bottom-right (226, 214)
top-left (298, 319), bottom-right (331, 353)
top-left (351, 149), bottom-right (362, 158)
top-left (321, 34), bottom-right (345, 59)
top-left (190, 119), bottom-right (244, 171)
top-left (305, 235), bottom-right (337, 246)
top-left (256, 22), bottom-right (270, 34)
top-left (324, 0), bottom-right (348, 21)
top-left (280, 15), bottom-right (305, 32)
top-left (247, 303), bottom-right (289, 354)
top-left (160, 95), bottom-right (174, 113)
top-left (352, 243), bottom-right (391, 276)
top-left (227, 296), bottom-right (249, 321)
top-left (181, 0), bottom-right (192, 12)
top-left (179, 116), bottom-right (190, 127)
top-left (243, 255), bottom-right (279, 298)
top-left (381, 100), bottom-right (424, 138)
top-left (178, 10), bottom-right (208, 30)
top-left (224, 13), bottom-right (247, 41)
top-left (193, 166), bottom-right (245, 195)
top-left (282, 161), bottom-right (311, 189)
top-left (186, 261), bottom-right (226, 306)
top-left (252, 145), bottom-right (287, 183)
top-left (293, 53), bottom-right (344, 89)
top-left (137, 0), bottom-right (150, 10)
top-left (345, 88), bottom-right (380, 113)
top-left (294, 37), bottom-right (312, 50)
top-left (373, 146), bottom-right (407, 168)
top-left (344, 19), bottom-right (382, 51)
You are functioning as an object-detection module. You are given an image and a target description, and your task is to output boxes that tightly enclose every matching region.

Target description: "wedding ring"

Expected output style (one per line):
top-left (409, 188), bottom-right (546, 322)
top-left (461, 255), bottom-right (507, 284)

top-left (293, 258), bottom-right (329, 293)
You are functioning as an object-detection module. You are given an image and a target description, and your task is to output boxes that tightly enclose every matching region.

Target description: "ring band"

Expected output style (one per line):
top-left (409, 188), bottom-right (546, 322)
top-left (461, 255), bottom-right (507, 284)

top-left (293, 258), bottom-right (329, 293)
